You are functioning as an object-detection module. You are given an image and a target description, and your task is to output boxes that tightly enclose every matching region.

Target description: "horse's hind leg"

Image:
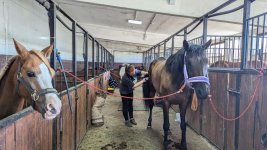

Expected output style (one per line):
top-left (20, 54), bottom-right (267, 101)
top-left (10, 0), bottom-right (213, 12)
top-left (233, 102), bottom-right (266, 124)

top-left (147, 102), bottom-right (153, 128)
top-left (147, 85), bottom-right (156, 128)
top-left (179, 105), bottom-right (188, 150)
top-left (162, 102), bottom-right (170, 150)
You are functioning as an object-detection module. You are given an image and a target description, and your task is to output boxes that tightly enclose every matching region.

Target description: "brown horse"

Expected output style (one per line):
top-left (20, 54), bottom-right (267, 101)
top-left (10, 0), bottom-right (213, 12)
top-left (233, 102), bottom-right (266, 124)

top-left (145, 40), bottom-right (211, 150)
top-left (209, 60), bottom-right (267, 68)
top-left (0, 39), bottom-right (61, 120)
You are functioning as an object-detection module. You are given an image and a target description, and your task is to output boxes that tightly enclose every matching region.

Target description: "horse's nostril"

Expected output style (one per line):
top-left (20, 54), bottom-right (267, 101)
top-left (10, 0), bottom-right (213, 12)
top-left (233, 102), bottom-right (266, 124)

top-left (50, 108), bottom-right (57, 114)
top-left (197, 89), bottom-right (203, 96)
top-left (47, 103), bottom-right (57, 114)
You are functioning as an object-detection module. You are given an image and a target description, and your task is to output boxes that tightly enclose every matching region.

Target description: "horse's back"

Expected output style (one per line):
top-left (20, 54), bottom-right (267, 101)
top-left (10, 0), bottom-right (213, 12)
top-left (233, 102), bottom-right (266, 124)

top-left (149, 57), bottom-right (172, 94)
top-left (149, 57), bottom-right (166, 79)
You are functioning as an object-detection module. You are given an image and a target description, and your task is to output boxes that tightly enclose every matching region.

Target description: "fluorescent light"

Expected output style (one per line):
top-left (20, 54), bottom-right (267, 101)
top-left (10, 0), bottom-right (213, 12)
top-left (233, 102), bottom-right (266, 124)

top-left (128, 19), bottom-right (142, 25)
top-left (39, 37), bottom-right (49, 40)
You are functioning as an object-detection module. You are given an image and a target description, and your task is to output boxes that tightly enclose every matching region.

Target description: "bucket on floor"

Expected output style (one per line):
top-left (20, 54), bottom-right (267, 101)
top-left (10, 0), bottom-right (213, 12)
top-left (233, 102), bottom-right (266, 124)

top-left (174, 113), bottom-right (187, 123)
top-left (175, 113), bottom-right (181, 123)
top-left (107, 87), bottom-right (114, 93)
top-left (92, 115), bottom-right (104, 127)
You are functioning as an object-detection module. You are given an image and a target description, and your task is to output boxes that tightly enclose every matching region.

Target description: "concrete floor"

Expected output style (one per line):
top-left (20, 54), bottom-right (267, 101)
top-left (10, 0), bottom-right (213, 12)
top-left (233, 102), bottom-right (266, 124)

top-left (78, 87), bottom-right (218, 150)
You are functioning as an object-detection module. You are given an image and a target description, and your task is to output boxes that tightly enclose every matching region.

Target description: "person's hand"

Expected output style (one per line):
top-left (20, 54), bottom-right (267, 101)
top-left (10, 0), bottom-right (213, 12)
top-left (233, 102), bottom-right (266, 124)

top-left (143, 77), bottom-right (149, 82)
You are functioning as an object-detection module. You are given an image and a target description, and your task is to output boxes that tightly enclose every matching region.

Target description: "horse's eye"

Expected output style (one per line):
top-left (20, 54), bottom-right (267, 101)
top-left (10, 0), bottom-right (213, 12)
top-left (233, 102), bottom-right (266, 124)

top-left (27, 72), bottom-right (35, 77)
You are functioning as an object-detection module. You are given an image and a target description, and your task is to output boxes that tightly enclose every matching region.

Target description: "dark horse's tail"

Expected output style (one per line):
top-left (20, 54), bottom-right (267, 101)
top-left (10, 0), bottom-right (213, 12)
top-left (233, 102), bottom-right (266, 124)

top-left (142, 74), bottom-right (151, 108)
top-left (143, 57), bottom-right (166, 108)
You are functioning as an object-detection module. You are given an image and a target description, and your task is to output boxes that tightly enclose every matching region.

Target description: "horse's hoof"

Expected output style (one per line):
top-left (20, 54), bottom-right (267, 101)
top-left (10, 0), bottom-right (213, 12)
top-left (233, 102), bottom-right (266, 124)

top-left (147, 125), bottom-right (152, 129)
top-left (180, 147), bottom-right (187, 150)
top-left (180, 144), bottom-right (187, 150)
top-left (163, 141), bottom-right (168, 150)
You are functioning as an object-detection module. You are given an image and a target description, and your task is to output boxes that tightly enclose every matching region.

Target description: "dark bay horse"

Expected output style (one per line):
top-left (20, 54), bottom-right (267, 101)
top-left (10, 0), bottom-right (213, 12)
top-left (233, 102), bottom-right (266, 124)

top-left (0, 39), bottom-right (61, 120)
top-left (144, 40), bottom-right (212, 150)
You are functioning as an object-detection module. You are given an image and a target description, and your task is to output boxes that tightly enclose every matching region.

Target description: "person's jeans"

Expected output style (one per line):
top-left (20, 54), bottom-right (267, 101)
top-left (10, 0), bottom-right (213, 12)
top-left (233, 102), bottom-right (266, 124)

top-left (121, 93), bottom-right (133, 121)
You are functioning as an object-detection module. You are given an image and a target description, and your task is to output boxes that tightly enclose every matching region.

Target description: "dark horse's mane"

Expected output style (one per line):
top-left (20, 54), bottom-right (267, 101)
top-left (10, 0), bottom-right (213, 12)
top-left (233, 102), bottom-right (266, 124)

top-left (165, 49), bottom-right (184, 74)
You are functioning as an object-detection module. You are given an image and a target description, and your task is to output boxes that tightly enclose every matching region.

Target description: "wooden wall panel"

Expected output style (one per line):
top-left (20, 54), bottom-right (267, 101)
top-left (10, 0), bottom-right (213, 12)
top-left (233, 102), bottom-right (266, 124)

top-left (238, 75), bottom-right (258, 150)
top-left (61, 91), bottom-right (76, 150)
top-left (76, 85), bottom-right (87, 147)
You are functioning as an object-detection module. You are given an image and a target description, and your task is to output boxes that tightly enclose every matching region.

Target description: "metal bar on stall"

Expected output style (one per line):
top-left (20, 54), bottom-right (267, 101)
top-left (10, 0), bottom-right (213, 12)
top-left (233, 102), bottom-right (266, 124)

top-left (105, 50), bottom-right (108, 70)
top-left (158, 45), bottom-right (160, 58)
top-left (85, 33), bottom-right (88, 81)
top-left (255, 17), bottom-right (260, 68)
top-left (103, 49), bottom-right (105, 70)
top-left (72, 22), bottom-right (77, 87)
top-left (92, 39), bottom-right (95, 77)
top-left (107, 52), bottom-right (110, 70)
top-left (56, 15), bottom-right (72, 31)
top-left (184, 29), bottom-right (187, 41)
top-left (163, 42), bottom-right (166, 58)
top-left (109, 51), bottom-right (111, 69)
top-left (249, 18), bottom-right (254, 68)
top-left (72, 21), bottom-right (78, 150)
top-left (112, 55), bottom-right (114, 68)
top-left (48, 2), bottom-right (58, 150)
top-left (202, 17), bottom-right (208, 44)
top-left (96, 42), bottom-right (99, 75)
top-left (200, 17), bottom-right (208, 135)
top-left (240, 0), bottom-right (251, 69)
top-left (153, 47), bottom-right (156, 59)
top-left (151, 48), bottom-right (153, 60)
top-left (56, 5), bottom-right (74, 22)
top-left (260, 14), bottom-right (266, 66)
top-left (147, 51), bottom-right (149, 66)
top-left (101, 46), bottom-right (103, 72)
top-left (171, 37), bottom-right (174, 54)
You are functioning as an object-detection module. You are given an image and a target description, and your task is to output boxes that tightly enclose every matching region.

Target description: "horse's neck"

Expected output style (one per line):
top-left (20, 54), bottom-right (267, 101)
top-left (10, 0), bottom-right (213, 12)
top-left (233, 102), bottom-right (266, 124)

top-left (165, 52), bottom-right (185, 86)
top-left (0, 57), bottom-right (25, 118)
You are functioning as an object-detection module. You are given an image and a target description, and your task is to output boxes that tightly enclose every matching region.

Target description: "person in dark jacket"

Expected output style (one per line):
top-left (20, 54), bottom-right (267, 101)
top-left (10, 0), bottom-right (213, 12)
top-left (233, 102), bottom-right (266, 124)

top-left (119, 64), bottom-right (148, 127)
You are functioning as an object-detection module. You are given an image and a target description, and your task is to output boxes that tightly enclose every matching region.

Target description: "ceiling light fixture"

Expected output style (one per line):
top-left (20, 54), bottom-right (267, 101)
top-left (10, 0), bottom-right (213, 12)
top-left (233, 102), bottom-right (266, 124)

top-left (39, 37), bottom-right (49, 40)
top-left (128, 19), bottom-right (142, 25)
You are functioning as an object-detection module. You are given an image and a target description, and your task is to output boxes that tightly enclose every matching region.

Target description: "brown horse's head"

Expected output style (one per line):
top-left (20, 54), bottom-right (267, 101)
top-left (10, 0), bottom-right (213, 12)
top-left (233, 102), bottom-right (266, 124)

top-left (183, 39), bottom-right (212, 100)
top-left (13, 39), bottom-right (61, 120)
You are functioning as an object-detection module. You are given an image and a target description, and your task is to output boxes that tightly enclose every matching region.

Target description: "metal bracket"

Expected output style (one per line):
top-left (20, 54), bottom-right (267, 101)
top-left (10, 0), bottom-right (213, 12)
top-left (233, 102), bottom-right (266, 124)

top-left (228, 88), bottom-right (240, 95)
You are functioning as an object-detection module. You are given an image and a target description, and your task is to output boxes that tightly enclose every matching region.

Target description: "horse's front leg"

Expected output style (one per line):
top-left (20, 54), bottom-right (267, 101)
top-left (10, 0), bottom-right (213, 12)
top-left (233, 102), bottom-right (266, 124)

top-left (162, 102), bottom-right (170, 150)
top-left (180, 105), bottom-right (187, 150)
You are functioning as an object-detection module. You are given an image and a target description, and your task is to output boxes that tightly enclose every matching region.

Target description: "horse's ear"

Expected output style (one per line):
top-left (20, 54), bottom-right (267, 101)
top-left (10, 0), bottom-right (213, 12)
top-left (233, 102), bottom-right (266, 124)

top-left (183, 40), bottom-right (189, 51)
top-left (41, 45), bottom-right (54, 58)
top-left (13, 39), bottom-right (29, 58)
top-left (202, 39), bottom-right (212, 49)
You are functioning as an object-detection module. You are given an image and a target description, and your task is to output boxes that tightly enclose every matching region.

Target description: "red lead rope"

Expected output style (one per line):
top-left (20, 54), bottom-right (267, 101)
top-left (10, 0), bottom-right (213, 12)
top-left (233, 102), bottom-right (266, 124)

top-left (208, 68), bottom-right (264, 121)
top-left (57, 68), bottom-right (264, 121)
top-left (57, 69), bottom-right (185, 100)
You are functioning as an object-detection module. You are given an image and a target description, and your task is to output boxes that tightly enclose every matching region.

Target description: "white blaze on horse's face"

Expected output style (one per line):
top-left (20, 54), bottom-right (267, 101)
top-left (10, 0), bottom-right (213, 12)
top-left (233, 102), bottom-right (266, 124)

top-left (27, 63), bottom-right (61, 120)
top-left (39, 63), bottom-right (61, 119)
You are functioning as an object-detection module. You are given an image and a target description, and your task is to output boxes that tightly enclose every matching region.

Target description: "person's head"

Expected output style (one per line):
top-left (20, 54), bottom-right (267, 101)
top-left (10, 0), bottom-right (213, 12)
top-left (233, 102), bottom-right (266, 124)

top-left (125, 64), bottom-right (135, 76)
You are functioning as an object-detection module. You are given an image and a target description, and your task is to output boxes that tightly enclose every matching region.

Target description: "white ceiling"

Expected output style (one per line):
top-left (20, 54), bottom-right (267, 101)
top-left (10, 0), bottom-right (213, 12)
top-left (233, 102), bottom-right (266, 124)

top-left (54, 0), bottom-right (267, 53)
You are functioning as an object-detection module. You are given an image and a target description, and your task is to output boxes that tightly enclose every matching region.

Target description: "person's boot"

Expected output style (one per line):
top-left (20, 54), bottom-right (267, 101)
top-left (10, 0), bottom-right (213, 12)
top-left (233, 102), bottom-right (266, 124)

top-left (130, 118), bottom-right (137, 125)
top-left (125, 120), bottom-right (133, 127)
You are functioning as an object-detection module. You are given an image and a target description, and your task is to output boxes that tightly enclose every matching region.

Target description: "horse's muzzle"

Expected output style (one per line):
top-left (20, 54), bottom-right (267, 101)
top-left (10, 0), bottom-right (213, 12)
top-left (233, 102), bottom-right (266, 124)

top-left (194, 83), bottom-right (210, 100)
top-left (38, 94), bottom-right (62, 120)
